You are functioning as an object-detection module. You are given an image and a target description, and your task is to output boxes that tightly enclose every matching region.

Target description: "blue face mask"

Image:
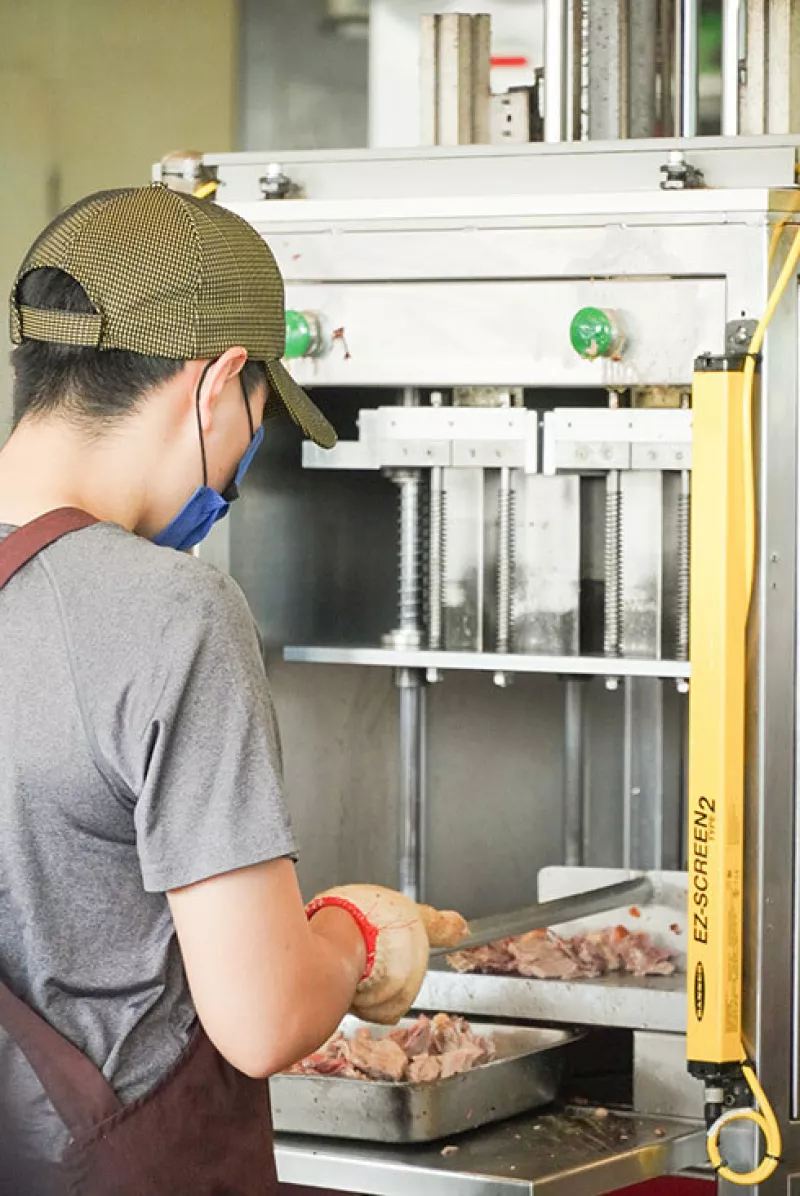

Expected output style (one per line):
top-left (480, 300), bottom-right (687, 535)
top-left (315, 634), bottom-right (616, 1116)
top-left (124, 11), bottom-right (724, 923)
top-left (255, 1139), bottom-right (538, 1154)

top-left (154, 365), bottom-right (264, 553)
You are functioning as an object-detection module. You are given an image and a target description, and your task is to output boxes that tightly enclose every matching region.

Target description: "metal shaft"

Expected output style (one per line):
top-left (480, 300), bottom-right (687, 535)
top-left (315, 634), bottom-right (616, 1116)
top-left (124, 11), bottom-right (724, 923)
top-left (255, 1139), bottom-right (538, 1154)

top-left (563, 680), bottom-right (585, 867)
top-left (675, 0), bottom-right (699, 136)
top-left (658, 0), bottom-right (676, 136)
top-left (430, 876), bottom-right (654, 956)
top-left (397, 669), bottom-right (426, 903)
top-left (604, 470), bottom-right (623, 658)
top-left (397, 471), bottom-right (422, 635)
top-left (428, 467), bottom-right (446, 650)
top-left (496, 468), bottom-right (516, 654)
top-left (544, 0), bottom-right (570, 142)
top-left (721, 0), bottom-right (742, 135)
top-left (628, 0), bottom-right (658, 138)
top-left (676, 470), bottom-right (691, 662)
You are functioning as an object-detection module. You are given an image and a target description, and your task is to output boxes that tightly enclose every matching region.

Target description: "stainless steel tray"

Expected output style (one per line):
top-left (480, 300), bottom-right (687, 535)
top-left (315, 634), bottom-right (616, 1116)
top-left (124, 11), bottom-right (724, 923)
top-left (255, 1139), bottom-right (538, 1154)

top-left (269, 1018), bottom-right (578, 1144)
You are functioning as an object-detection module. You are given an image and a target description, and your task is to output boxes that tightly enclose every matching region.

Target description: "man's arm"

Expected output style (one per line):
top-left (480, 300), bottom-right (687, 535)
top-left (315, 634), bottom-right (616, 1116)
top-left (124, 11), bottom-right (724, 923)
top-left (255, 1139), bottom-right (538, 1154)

top-left (168, 857), bottom-right (366, 1078)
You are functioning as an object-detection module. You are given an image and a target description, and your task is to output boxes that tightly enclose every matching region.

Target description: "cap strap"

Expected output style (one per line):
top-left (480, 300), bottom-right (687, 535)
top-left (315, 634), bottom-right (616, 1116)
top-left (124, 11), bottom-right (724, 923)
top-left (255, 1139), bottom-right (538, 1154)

top-left (17, 304), bottom-right (102, 347)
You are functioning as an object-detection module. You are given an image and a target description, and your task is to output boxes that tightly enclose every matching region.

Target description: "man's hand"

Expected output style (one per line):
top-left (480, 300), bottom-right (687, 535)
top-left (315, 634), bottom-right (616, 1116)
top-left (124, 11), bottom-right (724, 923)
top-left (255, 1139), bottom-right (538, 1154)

top-left (307, 885), bottom-right (468, 1025)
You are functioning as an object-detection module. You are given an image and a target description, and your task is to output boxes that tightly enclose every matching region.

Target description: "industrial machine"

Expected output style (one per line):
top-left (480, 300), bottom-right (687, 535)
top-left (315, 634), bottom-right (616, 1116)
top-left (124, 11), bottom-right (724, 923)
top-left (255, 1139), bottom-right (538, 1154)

top-left (156, 8), bottom-right (800, 1193)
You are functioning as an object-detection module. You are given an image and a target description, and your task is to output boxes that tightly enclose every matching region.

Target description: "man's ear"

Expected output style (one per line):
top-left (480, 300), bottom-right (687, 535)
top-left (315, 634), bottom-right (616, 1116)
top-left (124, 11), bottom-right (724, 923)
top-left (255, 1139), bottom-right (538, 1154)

top-left (196, 348), bottom-right (248, 433)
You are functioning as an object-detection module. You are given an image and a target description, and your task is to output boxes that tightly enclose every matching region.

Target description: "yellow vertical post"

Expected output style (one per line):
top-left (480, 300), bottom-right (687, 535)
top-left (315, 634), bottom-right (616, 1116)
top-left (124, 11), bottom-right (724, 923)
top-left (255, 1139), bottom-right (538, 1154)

top-left (686, 355), bottom-right (749, 1077)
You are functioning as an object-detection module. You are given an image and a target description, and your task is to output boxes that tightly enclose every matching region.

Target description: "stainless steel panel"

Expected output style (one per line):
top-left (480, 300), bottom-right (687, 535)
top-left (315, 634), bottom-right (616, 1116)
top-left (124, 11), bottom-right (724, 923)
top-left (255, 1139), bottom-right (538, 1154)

top-left (417, 968), bottom-right (686, 1034)
top-left (746, 261), bottom-right (796, 1131)
top-left (515, 475), bottom-right (581, 656)
top-left (231, 394), bottom-right (397, 649)
top-left (419, 14), bottom-right (491, 149)
top-left (633, 1031), bottom-right (704, 1118)
top-left (275, 1110), bottom-right (706, 1195)
top-left (424, 673), bottom-right (566, 917)
top-left (623, 678), bottom-right (666, 870)
top-left (442, 468), bottom-right (485, 652)
top-left (544, 409), bottom-right (692, 478)
top-left (620, 472), bottom-right (664, 658)
top-left (204, 138), bottom-right (800, 203)
top-left (230, 218), bottom-right (765, 336)
top-left (280, 279), bottom-right (725, 389)
top-left (763, 1), bottom-right (800, 136)
top-left (270, 1021), bottom-right (575, 1143)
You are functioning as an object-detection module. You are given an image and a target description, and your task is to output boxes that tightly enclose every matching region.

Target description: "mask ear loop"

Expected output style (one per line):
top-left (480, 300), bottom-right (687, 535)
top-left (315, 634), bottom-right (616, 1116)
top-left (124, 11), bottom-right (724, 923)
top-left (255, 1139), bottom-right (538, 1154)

top-left (240, 370), bottom-right (255, 438)
top-left (194, 361), bottom-right (216, 487)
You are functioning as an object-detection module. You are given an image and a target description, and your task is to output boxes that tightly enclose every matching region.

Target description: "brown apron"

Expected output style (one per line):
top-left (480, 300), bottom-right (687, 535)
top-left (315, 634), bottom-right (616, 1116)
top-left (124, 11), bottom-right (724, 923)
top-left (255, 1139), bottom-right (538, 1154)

top-left (0, 508), bottom-right (279, 1196)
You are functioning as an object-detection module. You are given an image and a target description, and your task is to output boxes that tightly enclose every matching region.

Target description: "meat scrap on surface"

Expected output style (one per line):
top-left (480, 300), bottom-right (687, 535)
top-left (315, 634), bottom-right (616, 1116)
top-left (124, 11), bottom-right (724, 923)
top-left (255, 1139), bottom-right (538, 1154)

top-left (285, 1014), bottom-right (496, 1082)
top-left (447, 926), bottom-right (676, 980)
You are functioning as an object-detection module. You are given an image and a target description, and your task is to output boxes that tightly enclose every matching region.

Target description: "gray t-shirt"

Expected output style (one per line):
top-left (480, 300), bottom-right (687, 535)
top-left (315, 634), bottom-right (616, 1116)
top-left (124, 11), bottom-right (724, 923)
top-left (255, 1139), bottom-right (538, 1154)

top-left (0, 521), bottom-right (296, 1161)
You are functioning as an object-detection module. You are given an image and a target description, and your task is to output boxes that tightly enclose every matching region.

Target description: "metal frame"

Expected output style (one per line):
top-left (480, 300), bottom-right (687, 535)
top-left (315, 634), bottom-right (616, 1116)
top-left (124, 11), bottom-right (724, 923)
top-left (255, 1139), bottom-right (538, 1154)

top-left (190, 145), bottom-right (800, 1194)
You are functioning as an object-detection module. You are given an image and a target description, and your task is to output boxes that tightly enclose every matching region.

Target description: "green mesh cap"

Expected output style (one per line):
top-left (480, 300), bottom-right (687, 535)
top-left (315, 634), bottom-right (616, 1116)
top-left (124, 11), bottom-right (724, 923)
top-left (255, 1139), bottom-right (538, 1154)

top-left (9, 183), bottom-right (337, 449)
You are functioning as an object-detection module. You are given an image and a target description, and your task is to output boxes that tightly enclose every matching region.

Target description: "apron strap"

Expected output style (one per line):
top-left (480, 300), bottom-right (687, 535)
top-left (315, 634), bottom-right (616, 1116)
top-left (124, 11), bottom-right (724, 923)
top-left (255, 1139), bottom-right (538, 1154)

top-left (0, 507), bottom-right (98, 589)
top-left (0, 506), bottom-right (122, 1133)
top-left (0, 980), bottom-right (122, 1132)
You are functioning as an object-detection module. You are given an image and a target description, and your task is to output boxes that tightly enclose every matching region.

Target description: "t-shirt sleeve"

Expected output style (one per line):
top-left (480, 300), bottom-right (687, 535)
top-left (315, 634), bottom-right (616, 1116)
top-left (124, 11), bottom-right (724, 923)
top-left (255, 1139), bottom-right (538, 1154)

top-left (132, 568), bottom-right (297, 893)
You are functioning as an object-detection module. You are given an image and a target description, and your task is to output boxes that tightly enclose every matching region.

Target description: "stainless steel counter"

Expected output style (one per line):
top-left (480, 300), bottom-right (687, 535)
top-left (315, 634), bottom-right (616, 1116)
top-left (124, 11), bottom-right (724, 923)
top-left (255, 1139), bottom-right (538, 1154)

top-left (416, 969), bottom-right (686, 1034)
top-left (274, 1107), bottom-right (707, 1195)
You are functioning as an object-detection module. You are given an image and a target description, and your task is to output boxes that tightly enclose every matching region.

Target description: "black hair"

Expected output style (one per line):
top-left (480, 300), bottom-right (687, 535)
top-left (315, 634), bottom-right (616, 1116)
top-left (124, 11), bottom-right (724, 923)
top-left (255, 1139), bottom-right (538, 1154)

top-left (11, 268), bottom-right (267, 430)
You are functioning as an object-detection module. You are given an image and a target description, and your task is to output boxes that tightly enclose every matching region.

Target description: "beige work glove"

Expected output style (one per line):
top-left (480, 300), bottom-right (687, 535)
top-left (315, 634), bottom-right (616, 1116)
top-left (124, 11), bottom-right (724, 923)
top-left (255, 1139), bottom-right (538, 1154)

top-left (306, 885), bottom-right (468, 1025)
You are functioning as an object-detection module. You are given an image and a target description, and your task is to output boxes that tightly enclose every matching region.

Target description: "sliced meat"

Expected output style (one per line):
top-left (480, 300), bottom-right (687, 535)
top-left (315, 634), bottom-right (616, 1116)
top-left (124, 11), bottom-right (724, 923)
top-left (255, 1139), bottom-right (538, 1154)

top-left (509, 933), bottom-right (586, 980)
top-left (613, 931), bottom-right (676, 976)
top-left (389, 1014), bottom-right (433, 1057)
top-left (450, 925), bottom-right (676, 981)
top-left (446, 939), bottom-right (517, 974)
top-left (286, 1014), bottom-right (494, 1083)
top-left (345, 1036), bottom-right (409, 1082)
top-left (439, 1044), bottom-right (485, 1079)
top-left (574, 930), bottom-right (624, 973)
top-left (407, 1054), bottom-right (442, 1083)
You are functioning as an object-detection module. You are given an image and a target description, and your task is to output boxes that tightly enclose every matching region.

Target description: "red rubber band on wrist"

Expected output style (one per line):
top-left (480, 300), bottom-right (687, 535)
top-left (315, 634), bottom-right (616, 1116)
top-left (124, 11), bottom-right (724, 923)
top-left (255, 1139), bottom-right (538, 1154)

top-left (305, 896), bottom-right (378, 982)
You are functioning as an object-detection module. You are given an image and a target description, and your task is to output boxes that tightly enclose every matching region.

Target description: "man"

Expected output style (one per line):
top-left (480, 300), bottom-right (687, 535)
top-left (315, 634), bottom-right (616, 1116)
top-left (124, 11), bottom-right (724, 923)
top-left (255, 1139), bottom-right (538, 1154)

top-left (0, 185), bottom-right (445, 1194)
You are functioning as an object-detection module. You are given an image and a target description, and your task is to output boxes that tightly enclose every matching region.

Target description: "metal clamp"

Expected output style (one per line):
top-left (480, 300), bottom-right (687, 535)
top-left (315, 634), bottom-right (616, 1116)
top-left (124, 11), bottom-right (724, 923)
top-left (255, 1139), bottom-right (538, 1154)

top-left (660, 150), bottom-right (705, 190)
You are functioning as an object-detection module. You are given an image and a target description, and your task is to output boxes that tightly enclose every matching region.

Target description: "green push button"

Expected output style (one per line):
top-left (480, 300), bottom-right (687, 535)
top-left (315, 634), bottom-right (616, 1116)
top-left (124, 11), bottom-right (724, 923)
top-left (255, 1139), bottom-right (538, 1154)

top-left (284, 309), bottom-right (313, 359)
top-left (570, 307), bottom-right (624, 360)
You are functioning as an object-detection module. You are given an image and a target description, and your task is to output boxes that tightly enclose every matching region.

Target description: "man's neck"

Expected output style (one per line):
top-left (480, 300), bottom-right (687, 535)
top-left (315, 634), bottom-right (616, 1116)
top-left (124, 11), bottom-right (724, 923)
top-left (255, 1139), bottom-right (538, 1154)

top-left (0, 417), bottom-right (145, 530)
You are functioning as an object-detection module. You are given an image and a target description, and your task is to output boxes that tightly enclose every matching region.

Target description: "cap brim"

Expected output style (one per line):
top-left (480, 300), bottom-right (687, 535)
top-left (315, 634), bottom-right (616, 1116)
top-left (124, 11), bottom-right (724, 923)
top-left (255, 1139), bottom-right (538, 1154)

top-left (265, 360), bottom-right (338, 449)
